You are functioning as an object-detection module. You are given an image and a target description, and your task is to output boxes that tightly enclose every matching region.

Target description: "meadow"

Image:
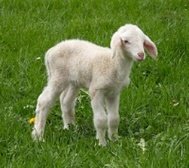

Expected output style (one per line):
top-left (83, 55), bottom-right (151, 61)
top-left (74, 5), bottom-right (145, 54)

top-left (0, 0), bottom-right (189, 167)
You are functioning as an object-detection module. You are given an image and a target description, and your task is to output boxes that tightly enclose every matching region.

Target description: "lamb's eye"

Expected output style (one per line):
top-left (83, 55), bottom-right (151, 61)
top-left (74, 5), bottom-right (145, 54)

top-left (124, 40), bottom-right (129, 44)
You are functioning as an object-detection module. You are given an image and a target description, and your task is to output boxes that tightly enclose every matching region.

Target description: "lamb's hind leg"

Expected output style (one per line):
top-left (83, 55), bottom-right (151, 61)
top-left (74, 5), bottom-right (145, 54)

top-left (32, 81), bottom-right (63, 141)
top-left (60, 85), bottom-right (79, 130)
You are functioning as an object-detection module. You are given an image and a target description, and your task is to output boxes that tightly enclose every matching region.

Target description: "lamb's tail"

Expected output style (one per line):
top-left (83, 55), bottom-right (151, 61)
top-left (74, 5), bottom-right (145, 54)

top-left (44, 49), bottom-right (53, 81)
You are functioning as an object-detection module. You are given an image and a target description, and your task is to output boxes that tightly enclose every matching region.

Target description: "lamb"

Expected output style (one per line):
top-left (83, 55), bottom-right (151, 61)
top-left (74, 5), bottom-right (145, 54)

top-left (32, 24), bottom-right (158, 146)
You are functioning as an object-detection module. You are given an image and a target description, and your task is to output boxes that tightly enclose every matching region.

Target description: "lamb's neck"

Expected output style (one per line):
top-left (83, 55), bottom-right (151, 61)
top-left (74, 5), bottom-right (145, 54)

top-left (114, 52), bottom-right (133, 80)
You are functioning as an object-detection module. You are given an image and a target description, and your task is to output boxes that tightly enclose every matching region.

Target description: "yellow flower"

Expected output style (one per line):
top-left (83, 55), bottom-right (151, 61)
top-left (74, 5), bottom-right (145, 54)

top-left (29, 117), bottom-right (35, 124)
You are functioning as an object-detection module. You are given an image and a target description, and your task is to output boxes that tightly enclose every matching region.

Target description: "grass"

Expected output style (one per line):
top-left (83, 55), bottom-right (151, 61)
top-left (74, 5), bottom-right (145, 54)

top-left (0, 0), bottom-right (189, 167)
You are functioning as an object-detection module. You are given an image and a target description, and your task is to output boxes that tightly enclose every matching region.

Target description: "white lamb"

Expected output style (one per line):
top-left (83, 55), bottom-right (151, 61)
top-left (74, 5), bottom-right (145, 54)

top-left (32, 24), bottom-right (158, 146)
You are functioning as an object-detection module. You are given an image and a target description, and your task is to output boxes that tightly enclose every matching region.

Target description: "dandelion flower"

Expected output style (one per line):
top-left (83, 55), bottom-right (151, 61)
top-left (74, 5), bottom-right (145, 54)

top-left (29, 117), bottom-right (35, 124)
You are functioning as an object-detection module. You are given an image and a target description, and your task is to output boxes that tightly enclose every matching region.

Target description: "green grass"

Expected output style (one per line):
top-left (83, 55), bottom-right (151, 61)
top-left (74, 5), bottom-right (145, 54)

top-left (0, 0), bottom-right (189, 167)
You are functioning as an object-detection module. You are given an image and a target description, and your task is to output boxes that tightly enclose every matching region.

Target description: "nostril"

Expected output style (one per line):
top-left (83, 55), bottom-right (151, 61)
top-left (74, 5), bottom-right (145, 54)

top-left (137, 52), bottom-right (144, 59)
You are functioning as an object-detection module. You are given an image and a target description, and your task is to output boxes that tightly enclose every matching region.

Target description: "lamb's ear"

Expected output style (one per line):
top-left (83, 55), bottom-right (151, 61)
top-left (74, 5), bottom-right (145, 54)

top-left (144, 35), bottom-right (158, 59)
top-left (110, 32), bottom-right (122, 58)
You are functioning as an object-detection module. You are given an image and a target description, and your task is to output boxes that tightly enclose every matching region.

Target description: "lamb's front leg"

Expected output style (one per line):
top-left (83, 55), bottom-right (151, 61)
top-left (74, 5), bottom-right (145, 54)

top-left (106, 94), bottom-right (120, 141)
top-left (90, 90), bottom-right (107, 146)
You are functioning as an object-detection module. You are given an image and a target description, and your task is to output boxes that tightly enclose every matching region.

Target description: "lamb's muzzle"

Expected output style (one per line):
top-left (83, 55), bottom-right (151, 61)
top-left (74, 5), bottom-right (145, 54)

top-left (32, 24), bottom-right (158, 146)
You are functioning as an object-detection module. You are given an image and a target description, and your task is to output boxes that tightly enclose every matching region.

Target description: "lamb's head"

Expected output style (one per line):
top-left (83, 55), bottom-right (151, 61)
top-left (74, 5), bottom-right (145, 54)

top-left (111, 24), bottom-right (158, 61)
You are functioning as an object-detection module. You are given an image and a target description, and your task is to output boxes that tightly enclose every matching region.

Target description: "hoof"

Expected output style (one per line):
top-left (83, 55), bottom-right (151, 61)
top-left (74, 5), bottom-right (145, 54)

top-left (32, 129), bottom-right (44, 142)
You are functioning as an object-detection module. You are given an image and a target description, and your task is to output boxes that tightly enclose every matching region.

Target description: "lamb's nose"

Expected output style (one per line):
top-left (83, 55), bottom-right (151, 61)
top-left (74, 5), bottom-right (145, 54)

top-left (137, 52), bottom-right (144, 60)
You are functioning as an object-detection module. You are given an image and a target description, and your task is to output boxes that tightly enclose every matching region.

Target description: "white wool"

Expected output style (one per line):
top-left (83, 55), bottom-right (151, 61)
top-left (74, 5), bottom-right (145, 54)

top-left (32, 24), bottom-right (158, 146)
